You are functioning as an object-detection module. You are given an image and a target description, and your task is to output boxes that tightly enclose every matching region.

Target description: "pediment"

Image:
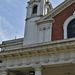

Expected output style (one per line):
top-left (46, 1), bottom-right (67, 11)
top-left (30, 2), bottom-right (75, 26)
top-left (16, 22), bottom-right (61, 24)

top-left (38, 0), bottom-right (75, 22)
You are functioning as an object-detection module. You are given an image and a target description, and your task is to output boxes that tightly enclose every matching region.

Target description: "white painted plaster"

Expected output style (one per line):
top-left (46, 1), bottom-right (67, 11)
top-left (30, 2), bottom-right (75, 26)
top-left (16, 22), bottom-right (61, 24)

top-left (23, 0), bottom-right (53, 45)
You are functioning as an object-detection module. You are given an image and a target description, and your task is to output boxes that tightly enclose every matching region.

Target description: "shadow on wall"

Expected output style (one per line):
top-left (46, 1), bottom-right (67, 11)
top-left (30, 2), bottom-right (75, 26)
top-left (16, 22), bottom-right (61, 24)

top-left (0, 48), bottom-right (1, 52)
top-left (0, 60), bottom-right (2, 68)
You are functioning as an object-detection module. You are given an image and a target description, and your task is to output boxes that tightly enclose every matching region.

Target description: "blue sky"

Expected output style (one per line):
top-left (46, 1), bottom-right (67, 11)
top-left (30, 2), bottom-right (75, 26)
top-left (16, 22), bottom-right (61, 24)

top-left (0, 0), bottom-right (65, 44)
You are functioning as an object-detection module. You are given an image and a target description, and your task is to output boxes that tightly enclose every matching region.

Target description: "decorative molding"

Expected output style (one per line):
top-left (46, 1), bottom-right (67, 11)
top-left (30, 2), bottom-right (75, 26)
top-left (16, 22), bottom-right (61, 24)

top-left (38, 23), bottom-right (52, 31)
top-left (36, 18), bottom-right (55, 25)
top-left (32, 64), bottom-right (42, 70)
top-left (25, 15), bottom-right (42, 21)
top-left (0, 38), bottom-right (23, 48)
top-left (28, 0), bottom-right (40, 4)
top-left (0, 38), bottom-right (75, 57)
top-left (0, 0), bottom-right (75, 74)
top-left (0, 50), bottom-right (75, 69)
top-left (0, 38), bottom-right (75, 69)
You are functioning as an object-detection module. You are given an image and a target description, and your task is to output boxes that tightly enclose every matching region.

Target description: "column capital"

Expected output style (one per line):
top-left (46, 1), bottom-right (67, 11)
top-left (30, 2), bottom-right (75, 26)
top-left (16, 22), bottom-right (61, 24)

top-left (32, 64), bottom-right (42, 75)
top-left (32, 64), bottom-right (42, 71)
top-left (64, 73), bottom-right (70, 75)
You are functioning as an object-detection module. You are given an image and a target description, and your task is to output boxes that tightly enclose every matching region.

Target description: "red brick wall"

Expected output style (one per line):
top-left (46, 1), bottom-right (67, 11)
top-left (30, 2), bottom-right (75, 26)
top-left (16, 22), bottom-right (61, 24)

top-left (52, 3), bottom-right (75, 41)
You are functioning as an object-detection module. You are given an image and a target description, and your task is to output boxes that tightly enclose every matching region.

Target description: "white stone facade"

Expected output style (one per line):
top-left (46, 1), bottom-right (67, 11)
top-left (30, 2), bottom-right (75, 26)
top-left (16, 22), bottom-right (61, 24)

top-left (0, 38), bottom-right (75, 75)
top-left (23, 0), bottom-right (53, 45)
top-left (0, 0), bottom-right (75, 75)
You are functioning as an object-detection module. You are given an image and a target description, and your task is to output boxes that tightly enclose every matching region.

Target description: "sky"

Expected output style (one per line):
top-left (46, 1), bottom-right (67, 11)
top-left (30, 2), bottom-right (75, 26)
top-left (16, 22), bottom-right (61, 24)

top-left (0, 0), bottom-right (65, 44)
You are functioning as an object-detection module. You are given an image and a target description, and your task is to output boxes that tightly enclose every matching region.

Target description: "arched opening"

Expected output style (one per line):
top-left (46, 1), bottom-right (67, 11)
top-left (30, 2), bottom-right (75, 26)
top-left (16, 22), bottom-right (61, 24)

top-left (63, 12), bottom-right (75, 39)
top-left (67, 19), bottom-right (75, 38)
top-left (33, 5), bottom-right (37, 14)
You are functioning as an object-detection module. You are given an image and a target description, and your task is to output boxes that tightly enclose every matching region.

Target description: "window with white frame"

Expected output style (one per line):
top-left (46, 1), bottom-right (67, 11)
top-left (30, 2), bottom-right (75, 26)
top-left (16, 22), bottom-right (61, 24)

top-left (63, 11), bottom-right (75, 39)
top-left (67, 19), bottom-right (75, 38)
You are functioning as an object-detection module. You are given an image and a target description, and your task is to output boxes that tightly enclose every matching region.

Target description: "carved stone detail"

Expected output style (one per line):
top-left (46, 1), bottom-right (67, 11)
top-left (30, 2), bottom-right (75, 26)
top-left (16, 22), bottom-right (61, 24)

top-left (64, 52), bottom-right (70, 61)
top-left (38, 23), bottom-right (52, 31)
top-left (0, 51), bottom-right (75, 69)
top-left (54, 53), bottom-right (59, 62)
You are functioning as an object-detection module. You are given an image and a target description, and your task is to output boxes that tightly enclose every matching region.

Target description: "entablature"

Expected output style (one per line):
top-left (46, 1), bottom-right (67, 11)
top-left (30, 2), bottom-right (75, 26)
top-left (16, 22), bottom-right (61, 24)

top-left (0, 38), bottom-right (23, 51)
top-left (0, 38), bottom-right (75, 59)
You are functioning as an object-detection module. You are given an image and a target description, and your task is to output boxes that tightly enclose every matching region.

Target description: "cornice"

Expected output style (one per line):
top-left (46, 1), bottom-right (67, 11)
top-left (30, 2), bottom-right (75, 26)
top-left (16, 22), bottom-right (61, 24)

top-left (36, 18), bottom-right (55, 25)
top-left (28, 0), bottom-right (40, 4)
top-left (0, 38), bottom-right (23, 48)
top-left (0, 38), bottom-right (75, 59)
top-left (25, 15), bottom-right (43, 21)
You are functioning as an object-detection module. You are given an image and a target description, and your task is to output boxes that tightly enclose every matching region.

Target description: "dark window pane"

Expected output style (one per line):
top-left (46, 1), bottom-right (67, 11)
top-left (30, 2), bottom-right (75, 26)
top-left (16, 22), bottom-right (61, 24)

top-left (33, 5), bottom-right (37, 14)
top-left (67, 19), bottom-right (75, 38)
top-left (0, 60), bottom-right (2, 63)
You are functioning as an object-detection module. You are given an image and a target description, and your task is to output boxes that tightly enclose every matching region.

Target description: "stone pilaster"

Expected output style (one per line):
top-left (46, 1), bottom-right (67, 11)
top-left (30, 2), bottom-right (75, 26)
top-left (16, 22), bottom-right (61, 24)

top-left (0, 72), bottom-right (2, 75)
top-left (33, 65), bottom-right (42, 75)
top-left (1, 69), bottom-right (8, 75)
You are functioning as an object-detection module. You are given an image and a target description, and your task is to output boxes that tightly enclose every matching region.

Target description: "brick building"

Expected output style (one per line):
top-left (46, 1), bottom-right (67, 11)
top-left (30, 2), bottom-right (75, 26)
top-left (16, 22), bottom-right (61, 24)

top-left (0, 0), bottom-right (75, 75)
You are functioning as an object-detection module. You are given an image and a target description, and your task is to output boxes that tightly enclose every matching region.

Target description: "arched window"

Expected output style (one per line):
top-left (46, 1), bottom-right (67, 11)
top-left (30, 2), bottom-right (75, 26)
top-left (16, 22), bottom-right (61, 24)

top-left (33, 5), bottom-right (37, 14)
top-left (63, 11), bottom-right (75, 39)
top-left (67, 19), bottom-right (75, 38)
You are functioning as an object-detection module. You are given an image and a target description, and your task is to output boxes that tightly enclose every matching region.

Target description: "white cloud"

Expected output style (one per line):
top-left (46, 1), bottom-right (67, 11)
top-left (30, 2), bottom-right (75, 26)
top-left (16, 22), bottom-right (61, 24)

top-left (0, 16), bottom-right (14, 29)
top-left (0, 16), bottom-right (15, 42)
top-left (0, 17), bottom-right (8, 41)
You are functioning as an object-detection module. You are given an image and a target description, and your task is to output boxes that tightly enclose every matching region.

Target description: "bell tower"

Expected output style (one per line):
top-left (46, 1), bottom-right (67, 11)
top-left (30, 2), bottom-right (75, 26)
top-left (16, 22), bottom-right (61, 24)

top-left (26, 0), bottom-right (53, 19)
top-left (23, 0), bottom-right (53, 45)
